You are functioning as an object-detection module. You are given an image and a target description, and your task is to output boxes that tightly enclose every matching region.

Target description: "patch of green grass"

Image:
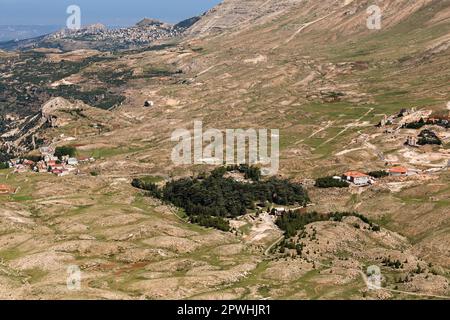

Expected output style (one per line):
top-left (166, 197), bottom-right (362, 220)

top-left (0, 248), bottom-right (23, 261)
top-left (291, 268), bottom-right (322, 299)
top-left (239, 223), bottom-right (252, 235)
top-left (10, 195), bottom-right (34, 202)
top-left (257, 285), bottom-right (271, 298)
top-left (25, 268), bottom-right (48, 284)
top-left (225, 260), bottom-right (271, 296)
top-left (86, 146), bottom-right (145, 159)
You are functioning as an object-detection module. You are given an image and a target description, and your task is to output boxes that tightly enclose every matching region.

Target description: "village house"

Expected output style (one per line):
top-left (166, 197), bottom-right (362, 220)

top-left (40, 146), bottom-right (55, 155)
top-left (273, 207), bottom-right (287, 216)
top-left (47, 160), bottom-right (58, 168)
top-left (428, 111), bottom-right (450, 125)
top-left (343, 171), bottom-right (371, 186)
top-left (13, 164), bottom-right (28, 173)
top-left (68, 158), bottom-right (79, 166)
top-left (35, 161), bottom-right (48, 173)
top-left (22, 159), bottom-right (35, 166)
top-left (44, 154), bottom-right (58, 163)
top-left (0, 184), bottom-right (15, 195)
top-left (406, 136), bottom-right (419, 147)
top-left (51, 169), bottom-right (63, 175)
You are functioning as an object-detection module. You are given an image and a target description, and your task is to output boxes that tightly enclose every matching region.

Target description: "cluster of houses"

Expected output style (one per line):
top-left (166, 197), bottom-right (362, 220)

top-left (378, 107), bottom-right (420, 128)
top-left (339, 166), bottom-right (414, 186)
top-left (380, 107), bottom-right (450, 131)
top-left (47, 21), bottom-right (185, 48)
top-left (8, 146), bottom-right (95, 177)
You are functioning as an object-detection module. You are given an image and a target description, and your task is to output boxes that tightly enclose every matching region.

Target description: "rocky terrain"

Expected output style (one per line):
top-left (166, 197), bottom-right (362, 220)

top-left (0, 0), bottom-right (449, 299)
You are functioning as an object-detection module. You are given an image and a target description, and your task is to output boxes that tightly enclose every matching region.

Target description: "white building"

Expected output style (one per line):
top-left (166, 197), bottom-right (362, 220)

top-left (343, 171), bottom-right (371, 186)
top-left (68, 158), bottom-right (79, 166)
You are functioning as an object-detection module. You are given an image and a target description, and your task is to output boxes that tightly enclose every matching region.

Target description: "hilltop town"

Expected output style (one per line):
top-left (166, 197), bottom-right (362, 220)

top-left (45, 20), bottom-right (185, 49)
top-left (0, 17), bottom-right (200, 52)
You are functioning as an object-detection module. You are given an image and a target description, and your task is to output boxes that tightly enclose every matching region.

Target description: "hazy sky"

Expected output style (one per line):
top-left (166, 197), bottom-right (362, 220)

top-left (0, 0), bottom-right (221, 26)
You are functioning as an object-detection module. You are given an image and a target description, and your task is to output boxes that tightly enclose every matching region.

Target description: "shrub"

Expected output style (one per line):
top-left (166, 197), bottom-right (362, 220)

top-left (417, 130), bottom-right (442, 146)
top-left (24, 155), bottom-right (42, 162)
top-left (403, 118), bottom-right (425, 129)
top-left (189, 215), bottom-right (230, 232)
top-left (226, 164), bottom-right (262, 181)
top-left (55, 146), bottom-right (77, 158)
top-left (131, 178), bottom-right (161, 198)
top-left (368, 170), bottom-right (389, 178)
top-left (0, 162), bottom-right (9, 169)
top-left (276, 211), bottom-right (381, 238)
top-left (276, 211), bottom-right (326, 238)
top-left (315, 176), bottom-right (349, 188)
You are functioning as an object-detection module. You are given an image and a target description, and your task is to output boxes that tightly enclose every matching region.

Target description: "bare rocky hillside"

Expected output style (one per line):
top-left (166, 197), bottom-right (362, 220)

top-left (0, 0), bottom-right (449, 299)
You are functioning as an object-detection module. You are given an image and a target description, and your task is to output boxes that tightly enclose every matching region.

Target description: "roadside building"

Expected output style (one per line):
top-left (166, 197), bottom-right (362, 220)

top-left (343, 171), bottom-right (371, 186)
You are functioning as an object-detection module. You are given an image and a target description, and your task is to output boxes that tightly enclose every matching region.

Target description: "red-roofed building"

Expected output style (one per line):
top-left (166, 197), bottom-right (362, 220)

top-left (388, 167), bottom-right (409, 177)
top-left (23, 159), bottom-right (35, 166)
top-left (52, 169), bottom-right (63, 175)
top-left (47, 160), bottom-right (57, 167)
top-left (343, 171), bottom-right (371, 186)
top-left (0, 184), bottom-right (15, 195)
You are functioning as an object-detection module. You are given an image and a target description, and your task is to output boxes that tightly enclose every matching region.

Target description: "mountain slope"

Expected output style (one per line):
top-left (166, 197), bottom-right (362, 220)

top-left (188, 0), bottom-right (445, 37)
top-left (0, 0), bottom-right (449, 299)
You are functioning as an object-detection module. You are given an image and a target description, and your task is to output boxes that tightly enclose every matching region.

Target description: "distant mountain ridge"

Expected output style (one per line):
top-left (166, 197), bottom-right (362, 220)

top-left (0, 25), bottom-right (61, 42)
top-left (186, 0), bottom-right (448, 37)
top-left (136, 18), bottom-right (169, 27)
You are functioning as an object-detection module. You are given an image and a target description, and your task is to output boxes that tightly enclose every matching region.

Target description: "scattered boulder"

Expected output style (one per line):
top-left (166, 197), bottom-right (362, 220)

top-left (144, 100), bottom-right (154, 108)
